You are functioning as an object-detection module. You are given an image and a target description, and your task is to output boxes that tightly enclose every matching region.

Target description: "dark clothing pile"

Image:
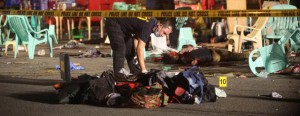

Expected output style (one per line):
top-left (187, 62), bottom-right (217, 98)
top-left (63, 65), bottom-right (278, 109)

top-left (55, 66), bottom-right (217, 108)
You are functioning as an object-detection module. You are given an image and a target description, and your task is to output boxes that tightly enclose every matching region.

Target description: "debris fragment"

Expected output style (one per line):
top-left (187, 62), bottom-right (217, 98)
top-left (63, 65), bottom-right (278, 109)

top-left (37, 49), bottom-right (45, 56)
top-left (14, 62), bottom-right (29, 64)
top-left (271, 92), bottom-right (283, 98)
top-left (55, 62), bottom-right (84, 70)
top-left (4, 62), bottom-right (11, 64)
top-left (215, 87), bottom-right (227, 98)
top-left (237, 74), bottom-right (247, 78)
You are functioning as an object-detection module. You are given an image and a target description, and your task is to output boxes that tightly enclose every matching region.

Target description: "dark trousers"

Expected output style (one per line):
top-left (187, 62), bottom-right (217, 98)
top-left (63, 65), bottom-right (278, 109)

top-left (105, 18), bottom-right (140, 74)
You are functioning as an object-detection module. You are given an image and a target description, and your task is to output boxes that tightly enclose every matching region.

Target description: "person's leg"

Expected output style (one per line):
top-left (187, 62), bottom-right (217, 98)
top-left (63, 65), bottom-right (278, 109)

top-left (214, 49), bottom-right (248, 61)
top-left (125, 36), bottom-right (140, 74)
top-left (105, 19), bottom-right (126, 73)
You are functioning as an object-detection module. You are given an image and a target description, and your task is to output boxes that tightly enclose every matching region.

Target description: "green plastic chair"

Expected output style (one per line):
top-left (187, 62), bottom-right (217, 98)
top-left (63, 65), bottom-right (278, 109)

top-left (48, 25), bottom-right (58, 44)
top-left (290, 29), bottom-right (300, 52)
top-left (273, 30), bottom-right (293, 54)
top-left (177, 27), bottom-right (197, 51)
top-left (7, 15), bottom-right (53, 59)
top-left (30, 16), bottom-right (43, 38)
top-left (249, 29), bottom-right (292, 78)
top-left (39, 24), bottom-right (58, 44)
top-left (1, 15), bottom-right (27, 55)
top-left (263, 4), bottom-right (298, 46)
top-left (248, 43), bottom-right (288, 78)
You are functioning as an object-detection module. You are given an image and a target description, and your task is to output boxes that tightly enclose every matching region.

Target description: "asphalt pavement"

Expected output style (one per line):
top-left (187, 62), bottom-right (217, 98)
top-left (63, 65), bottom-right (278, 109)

top-left (0, 42), bottom-right (299, 116)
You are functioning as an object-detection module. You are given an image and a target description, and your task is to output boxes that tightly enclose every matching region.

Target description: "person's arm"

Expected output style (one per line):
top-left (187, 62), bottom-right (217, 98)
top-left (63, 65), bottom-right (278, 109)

top-left (135, 38), bottom-right (147, 73)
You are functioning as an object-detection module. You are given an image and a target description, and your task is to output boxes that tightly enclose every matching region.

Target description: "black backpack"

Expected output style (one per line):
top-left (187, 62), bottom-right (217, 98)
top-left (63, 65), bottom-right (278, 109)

top-left (57, 74), bottom-right (97, 104)
top-left (87, 70), bottom-right (116, 104)
top-left (57, 70), bottom-right (116, 105)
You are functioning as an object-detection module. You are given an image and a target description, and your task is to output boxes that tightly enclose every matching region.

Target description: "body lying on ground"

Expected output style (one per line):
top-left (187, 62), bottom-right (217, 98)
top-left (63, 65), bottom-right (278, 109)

top-left (161, 45), bottom-right (249, 66)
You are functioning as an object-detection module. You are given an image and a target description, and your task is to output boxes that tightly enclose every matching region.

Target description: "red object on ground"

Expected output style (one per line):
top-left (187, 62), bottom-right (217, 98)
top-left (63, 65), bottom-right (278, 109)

top-left (175, 86), bottom-right (186, 96)
top-left (53, 83), bottom-right (62, 89)
top-left (116, 82), bottom-right (140, 89)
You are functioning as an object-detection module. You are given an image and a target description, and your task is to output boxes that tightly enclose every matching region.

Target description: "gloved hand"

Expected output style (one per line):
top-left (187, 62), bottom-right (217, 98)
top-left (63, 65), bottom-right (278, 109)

top-left (142, 69), bottom-right (148, 74)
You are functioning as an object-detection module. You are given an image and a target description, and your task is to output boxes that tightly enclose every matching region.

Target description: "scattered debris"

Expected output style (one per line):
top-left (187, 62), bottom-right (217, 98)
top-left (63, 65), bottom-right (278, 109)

top-left (0, 47), bottom-right (5, 52)
top-left (258, 92), bottom-right (283, 99)
top-left (215, 87), bottom-right (227, 98)
top-left (71, 48), bottom-right (111, 58)
top-left (205, 72), bottom-right (235, 78)
top-left (100, 54), bottom-right (111, 58)
top-left (237, 74), bottom-right (247, 78)
top-left (14, 62), bottom-right (29, 64)
top-left (37, 49), bottom-right (46, 56)
top-left (4, 62), bottom-right (11, 64)
top-left (258, 70), bottom-right (269, 78)
top-left (271, 92), bottom-right (283, 98)
top-left (55, 62), bottom-right (84, 70)
top-left (79, 48), bottom-right (102, 58)
top-left (18, 46), bottom-right (26, 51)
top-left (95, 45), bottom-right (100, 49)
top-left (53, 40), bottom-right (84, 49)
top-left (73, 63), bottom-right (80, 66)
top-left (290, 51), bottom-right (296, 57)
top-left (47, 70), bottom-right (57, 73)
top-left (4, 62), bottom-right (30, 64)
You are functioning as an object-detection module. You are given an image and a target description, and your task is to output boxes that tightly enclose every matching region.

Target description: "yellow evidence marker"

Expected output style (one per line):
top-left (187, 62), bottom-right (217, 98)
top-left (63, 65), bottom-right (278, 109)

top-left (219, 76), bottom-right (227, 87)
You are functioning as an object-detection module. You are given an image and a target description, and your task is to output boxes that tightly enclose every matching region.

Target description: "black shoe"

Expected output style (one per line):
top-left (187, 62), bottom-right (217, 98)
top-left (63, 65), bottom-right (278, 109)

top-left (113, 73), bottom-right (138, 82)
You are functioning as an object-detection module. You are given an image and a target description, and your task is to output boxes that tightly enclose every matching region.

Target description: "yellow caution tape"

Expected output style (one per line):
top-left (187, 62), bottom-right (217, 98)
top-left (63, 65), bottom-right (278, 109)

top-left (0, 10), bottom-right (299, 17)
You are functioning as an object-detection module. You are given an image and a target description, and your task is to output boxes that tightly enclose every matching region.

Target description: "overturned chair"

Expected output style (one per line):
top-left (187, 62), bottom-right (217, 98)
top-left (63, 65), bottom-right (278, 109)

top-left (290, 29), bottom-right (300, 53)
top-left (248, 31), bottom-right (292, 78)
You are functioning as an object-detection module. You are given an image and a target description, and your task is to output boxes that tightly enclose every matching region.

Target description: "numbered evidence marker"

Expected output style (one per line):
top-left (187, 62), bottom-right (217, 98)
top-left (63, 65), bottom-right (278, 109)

top-left (219, 76), bottom-right (227, 87)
